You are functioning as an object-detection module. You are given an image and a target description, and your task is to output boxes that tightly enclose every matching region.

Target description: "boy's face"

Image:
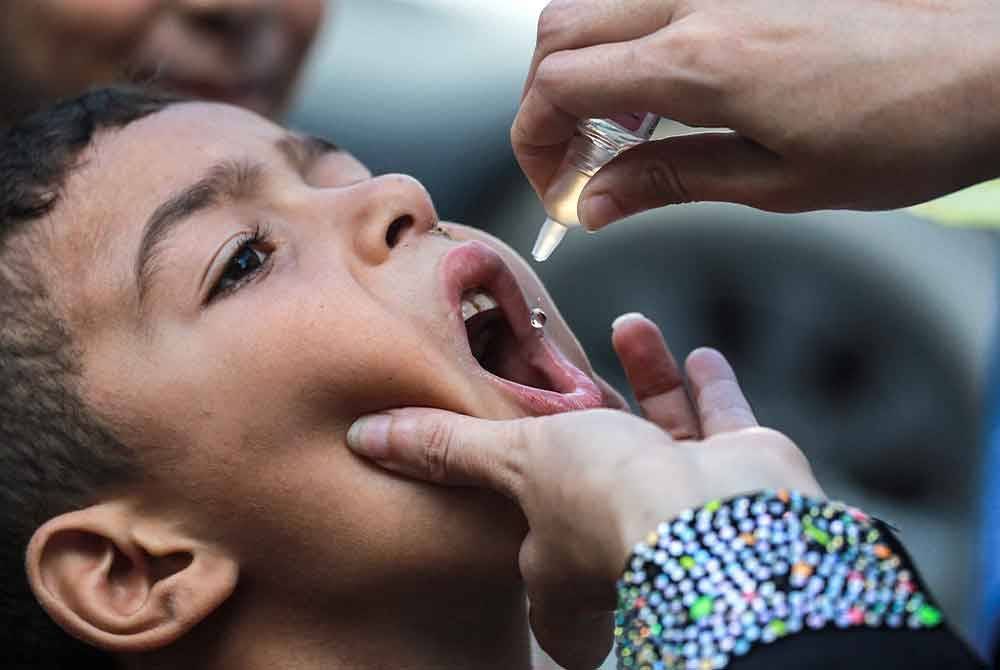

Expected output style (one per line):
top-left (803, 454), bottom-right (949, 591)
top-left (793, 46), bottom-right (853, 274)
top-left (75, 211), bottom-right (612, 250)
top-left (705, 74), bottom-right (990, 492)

top-left (0, 0), bottom-right (323, 121)
top-left (44, 102), bottom-right (616, 609)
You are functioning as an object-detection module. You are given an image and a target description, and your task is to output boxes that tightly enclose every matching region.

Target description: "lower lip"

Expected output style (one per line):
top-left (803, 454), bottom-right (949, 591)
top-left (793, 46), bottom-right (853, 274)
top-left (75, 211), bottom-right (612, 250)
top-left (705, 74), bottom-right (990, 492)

top-left (492, 334), bottom-right (606, 415)
top-left (440, 241), bottom-right (605, 416)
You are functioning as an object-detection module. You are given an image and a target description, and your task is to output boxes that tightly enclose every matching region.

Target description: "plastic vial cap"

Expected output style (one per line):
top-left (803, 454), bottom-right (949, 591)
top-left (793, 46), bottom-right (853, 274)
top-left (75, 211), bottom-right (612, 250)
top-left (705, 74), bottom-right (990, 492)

top-left (532, 217), bottom-right (569, 262)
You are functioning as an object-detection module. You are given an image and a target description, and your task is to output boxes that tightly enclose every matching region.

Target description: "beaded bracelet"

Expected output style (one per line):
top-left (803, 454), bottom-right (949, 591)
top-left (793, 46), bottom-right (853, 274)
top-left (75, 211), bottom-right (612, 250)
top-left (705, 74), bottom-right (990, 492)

top-left (615, 490), bottom-right (944, 670)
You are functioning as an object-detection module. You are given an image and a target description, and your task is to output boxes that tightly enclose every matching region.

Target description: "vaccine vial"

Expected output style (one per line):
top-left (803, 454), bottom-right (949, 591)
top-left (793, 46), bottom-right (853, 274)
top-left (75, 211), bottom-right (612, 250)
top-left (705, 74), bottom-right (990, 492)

top-left (532, 114), bottom-right (660, 262)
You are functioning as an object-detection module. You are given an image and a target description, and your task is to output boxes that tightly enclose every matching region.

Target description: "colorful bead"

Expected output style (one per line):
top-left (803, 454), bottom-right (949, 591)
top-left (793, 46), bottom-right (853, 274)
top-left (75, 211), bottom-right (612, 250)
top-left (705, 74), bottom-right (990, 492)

top-left (615, 491), bottom-right (943, 670)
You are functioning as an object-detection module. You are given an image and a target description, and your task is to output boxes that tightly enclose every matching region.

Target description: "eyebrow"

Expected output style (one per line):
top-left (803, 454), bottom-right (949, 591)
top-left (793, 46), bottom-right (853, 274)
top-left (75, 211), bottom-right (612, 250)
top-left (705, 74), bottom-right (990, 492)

top-left (135, 159), bottom-right (263, 305)
top-left (276, 134), bottom-right (339, 174)
top-left (135, 134), bottom-right (339, 306)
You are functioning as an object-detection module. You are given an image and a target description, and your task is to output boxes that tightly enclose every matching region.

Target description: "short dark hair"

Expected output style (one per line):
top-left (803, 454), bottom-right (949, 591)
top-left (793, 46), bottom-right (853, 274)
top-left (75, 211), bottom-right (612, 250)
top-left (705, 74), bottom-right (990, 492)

top-left (0, 86), bottom-right (180, 669)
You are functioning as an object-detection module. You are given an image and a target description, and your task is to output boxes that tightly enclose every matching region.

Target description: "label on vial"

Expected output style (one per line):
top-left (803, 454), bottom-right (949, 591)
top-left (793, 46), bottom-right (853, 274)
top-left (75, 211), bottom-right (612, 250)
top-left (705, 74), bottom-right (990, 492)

top-left (607, 113), bottom-right (660, 138)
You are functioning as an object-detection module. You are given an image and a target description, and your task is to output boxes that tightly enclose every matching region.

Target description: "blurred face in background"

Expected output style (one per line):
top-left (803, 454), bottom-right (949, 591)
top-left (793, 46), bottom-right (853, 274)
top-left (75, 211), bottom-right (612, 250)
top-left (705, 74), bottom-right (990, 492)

top-left (0, 0), bottom-right (326, 124)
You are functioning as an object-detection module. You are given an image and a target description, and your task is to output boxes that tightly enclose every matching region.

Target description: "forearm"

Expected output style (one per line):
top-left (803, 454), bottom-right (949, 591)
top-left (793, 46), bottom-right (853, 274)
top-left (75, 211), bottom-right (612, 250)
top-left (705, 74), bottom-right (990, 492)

top-left (615, 490), bottom-right (986, 669)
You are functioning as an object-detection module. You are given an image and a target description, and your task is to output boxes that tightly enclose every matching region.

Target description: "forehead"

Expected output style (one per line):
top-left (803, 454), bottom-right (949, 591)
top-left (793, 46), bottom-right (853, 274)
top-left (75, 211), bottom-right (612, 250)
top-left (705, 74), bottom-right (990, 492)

top-left (44, 102), bottom-right (286, 328)
top-left (78, 101), bottom-right (285, 215)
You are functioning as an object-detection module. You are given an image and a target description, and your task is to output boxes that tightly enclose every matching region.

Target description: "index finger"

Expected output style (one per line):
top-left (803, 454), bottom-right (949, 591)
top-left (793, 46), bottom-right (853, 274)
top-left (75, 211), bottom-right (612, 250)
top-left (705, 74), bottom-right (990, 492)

top-left (512, 35), bottom-right (731, 198)
top-left (522, 0), bottom-right (677, 101)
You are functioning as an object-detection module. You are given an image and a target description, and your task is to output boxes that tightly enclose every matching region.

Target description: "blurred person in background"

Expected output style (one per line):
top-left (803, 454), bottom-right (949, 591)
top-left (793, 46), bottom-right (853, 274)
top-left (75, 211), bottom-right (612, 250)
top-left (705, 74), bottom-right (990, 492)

top-left (0, 0), bottom-right (326, 127)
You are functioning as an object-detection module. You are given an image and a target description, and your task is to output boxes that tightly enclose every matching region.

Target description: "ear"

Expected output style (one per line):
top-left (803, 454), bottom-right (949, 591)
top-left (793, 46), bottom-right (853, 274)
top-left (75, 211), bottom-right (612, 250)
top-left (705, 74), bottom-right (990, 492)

top-left (25, 501), bottom-right (239, 653)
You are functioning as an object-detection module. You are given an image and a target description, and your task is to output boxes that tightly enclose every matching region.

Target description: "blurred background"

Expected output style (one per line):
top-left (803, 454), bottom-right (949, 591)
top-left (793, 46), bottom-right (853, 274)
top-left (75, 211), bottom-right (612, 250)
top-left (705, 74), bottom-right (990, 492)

top-left (287, 0), bottom-right (997, 664)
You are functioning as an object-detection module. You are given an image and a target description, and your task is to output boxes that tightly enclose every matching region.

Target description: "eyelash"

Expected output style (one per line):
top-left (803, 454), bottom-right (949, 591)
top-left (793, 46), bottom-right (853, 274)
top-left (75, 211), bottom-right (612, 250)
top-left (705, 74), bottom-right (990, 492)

top-left (206, 223), bottom-right (275, 303)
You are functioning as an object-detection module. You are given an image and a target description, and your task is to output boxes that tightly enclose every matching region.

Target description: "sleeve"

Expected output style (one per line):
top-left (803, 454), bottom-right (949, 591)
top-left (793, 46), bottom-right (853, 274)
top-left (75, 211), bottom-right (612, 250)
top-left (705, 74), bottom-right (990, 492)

top-left (614, 490), bottom-right (988, 670)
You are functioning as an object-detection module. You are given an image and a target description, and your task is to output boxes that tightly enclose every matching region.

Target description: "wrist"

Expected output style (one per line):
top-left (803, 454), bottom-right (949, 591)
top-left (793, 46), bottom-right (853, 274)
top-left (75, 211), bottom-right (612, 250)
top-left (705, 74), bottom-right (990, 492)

top-left (615, 490), bottom-right (944, 669)
top-left (612, 454), bottom-right (699, 582)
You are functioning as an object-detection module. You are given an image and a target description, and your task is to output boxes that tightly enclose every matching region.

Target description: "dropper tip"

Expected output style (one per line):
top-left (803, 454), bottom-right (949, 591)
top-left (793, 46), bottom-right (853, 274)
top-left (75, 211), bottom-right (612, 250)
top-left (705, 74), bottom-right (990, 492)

top-left (531, 217), bottom-right (569, 262)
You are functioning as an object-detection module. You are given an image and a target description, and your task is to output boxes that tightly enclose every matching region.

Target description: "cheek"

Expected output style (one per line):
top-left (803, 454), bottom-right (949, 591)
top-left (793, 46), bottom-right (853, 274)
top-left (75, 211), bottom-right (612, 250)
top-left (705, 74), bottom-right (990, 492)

top-left (203, 441), bottom-right (524, 601)
top-left (18, 0), bottom-right (161, 94)
top-left (154, 285), bottom-right (447, 440)
top-left (38, 0), bottom-right (159, 46)
top-left (281, 0), bottom-right (326, 54)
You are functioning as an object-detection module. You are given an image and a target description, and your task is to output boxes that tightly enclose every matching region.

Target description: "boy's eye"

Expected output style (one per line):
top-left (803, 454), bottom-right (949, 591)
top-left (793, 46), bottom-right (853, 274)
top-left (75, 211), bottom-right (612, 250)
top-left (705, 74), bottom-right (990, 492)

top-left (210, 238), bottom-right (271, 300)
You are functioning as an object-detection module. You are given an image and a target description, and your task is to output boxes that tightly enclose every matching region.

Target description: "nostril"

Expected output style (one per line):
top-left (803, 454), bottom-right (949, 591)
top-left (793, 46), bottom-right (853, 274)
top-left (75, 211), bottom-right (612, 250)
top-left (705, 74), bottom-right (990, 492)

top-left (186, 11), bottom-right (244, 35)
top-left (385, 215), bottom-right (414, 248)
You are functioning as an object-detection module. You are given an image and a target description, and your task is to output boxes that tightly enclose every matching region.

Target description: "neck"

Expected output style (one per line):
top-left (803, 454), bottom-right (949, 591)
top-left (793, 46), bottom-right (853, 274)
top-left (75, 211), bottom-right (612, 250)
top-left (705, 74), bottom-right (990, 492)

top-left (127, 575), bottom-right (532, 670)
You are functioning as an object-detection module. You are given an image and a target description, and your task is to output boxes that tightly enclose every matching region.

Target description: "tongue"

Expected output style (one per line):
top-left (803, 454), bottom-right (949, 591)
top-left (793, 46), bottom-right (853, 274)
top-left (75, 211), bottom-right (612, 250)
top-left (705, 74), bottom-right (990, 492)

top-left (484, 324), bottom-right (555, 392)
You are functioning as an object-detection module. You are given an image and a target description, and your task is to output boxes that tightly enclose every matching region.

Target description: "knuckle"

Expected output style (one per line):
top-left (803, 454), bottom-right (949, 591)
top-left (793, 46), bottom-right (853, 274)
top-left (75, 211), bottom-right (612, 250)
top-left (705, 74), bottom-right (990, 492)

top-left (497, 419), bottom-right (531, 495)
top-left (753, 428), bottom-right (809, 470)
top-left (508, 120), bottom-right (521, 148)
top-left (531, 53), bottom-right (566, 98)
top-left (421, 419), bottom-right (454, 483)
top-left (665, 24), bottom-right (709, 72)
top-left (536, 0), bottom-right (573, 53)
top-left (641, 156), bottom-right (693, 204)
top-left (509, 111), bottom-right (539, 155)
top-left (663, 19), bottom-right (732, 95)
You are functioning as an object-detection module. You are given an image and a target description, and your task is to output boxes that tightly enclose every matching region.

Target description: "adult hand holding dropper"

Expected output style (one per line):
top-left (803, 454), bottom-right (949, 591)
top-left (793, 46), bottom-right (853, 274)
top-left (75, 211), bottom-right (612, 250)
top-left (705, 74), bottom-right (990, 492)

top-left (518, 0), bottom-right (1000, 252)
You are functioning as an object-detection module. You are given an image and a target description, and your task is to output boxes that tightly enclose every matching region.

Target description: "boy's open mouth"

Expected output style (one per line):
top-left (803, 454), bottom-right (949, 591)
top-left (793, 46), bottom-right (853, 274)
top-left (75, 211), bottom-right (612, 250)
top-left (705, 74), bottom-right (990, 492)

top-left (462, 289), bottom-right (556, 392)
top-left (441, 241), bottom-right (604, 416)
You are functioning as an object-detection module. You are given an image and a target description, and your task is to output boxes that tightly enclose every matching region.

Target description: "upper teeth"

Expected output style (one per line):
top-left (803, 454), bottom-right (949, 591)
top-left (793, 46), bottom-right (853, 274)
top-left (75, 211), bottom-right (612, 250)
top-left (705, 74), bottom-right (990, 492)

top-left (461, 289), bottom-right (499, 321)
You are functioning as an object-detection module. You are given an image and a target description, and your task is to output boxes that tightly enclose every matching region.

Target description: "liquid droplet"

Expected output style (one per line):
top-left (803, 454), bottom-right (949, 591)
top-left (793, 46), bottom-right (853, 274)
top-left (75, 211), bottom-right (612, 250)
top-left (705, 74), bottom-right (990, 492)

top-left (529, 308), bottom-right (548, 330)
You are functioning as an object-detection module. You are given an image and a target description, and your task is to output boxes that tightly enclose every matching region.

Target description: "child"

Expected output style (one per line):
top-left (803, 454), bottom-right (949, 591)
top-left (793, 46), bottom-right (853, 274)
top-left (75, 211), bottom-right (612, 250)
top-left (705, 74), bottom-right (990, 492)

top-left (1, 85), bottom-right (629, 670)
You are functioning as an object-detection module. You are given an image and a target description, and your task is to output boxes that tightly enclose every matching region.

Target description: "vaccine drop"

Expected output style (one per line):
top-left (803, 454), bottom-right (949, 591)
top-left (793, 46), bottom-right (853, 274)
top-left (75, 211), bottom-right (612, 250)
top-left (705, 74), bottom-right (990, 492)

top-left (529, 308), bottom-right (548, 330)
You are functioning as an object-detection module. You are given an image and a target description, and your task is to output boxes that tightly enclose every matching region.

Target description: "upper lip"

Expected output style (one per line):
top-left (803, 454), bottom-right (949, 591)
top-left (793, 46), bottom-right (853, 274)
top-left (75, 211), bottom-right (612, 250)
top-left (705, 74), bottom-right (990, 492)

top-left (162, 74), bottom-right (273, 99)
top-left (138, 62), bottom-right (278, 101)
top-left (442, 241), bottom-right (534, 343)
top-left (439, 241), bottom-right (604, 415)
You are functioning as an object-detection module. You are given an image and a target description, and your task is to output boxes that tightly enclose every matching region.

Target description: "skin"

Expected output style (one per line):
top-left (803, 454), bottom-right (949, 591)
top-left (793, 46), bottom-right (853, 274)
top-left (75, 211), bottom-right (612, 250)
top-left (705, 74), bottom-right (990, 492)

top-left (511, 0), bottom-right (1000, 229)
top-left (23, 101), bottom-right (625, 670)
top-left (0, 0), bottom-right (324, 124)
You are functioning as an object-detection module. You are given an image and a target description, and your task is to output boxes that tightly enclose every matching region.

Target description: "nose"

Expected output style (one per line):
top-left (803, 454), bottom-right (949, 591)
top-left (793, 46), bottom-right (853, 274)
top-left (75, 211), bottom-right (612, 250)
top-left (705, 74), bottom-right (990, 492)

top-left (176, 0), bottom-right (273, 37)
top-left (342, 174), bottom-right (439, 265)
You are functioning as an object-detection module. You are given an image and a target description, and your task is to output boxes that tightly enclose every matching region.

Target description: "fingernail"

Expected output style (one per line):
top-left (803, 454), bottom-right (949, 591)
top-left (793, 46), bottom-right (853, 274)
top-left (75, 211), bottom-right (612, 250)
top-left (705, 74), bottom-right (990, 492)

top-left (346, 414), bottom-right (392, 459)
top-left (579, 193), bottom-right (624, 231)
top-left (612, 312), bottom-right (647, 331)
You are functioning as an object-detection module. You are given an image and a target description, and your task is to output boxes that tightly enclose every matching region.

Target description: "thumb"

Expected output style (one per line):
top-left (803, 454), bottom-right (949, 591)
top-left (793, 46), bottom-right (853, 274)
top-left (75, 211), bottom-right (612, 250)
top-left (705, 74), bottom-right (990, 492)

top-left (529, 600), bottom-right (613, 670)
top-left (578, 132), bottom-right (790, 230)
top-left (345, 408), bottom-right (525, 497)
